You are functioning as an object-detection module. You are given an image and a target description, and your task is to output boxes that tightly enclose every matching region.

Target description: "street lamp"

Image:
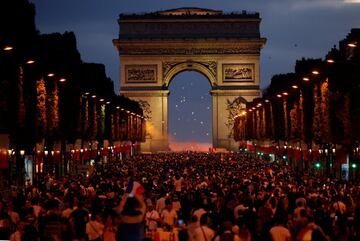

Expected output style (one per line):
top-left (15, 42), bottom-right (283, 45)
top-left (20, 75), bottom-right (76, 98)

top-left (312, 70), bottom-right (320, 75)
top-left (26, 59), bottom-right (35, 64)
top-left (3, 46), bottom-right (13, 51)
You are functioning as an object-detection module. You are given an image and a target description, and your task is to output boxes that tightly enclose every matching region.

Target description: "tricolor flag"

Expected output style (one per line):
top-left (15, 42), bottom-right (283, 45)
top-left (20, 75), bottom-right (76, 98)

top-left (126, 180), bottom-right (145, 196)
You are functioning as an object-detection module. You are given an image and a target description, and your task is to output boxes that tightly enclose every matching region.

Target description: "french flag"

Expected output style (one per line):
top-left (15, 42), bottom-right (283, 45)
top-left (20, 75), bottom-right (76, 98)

top-left (126, 180), bottom-right (145, 196)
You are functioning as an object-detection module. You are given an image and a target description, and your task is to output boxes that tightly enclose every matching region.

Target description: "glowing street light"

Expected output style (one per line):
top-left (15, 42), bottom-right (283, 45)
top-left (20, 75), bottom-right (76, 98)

top-left (303, 77), bottom-right (310, 81)
top-left (91, 95), bottom-right (96, 99)
top-left (312, 70), bottom-right (320, 75)
top-left (26, 59), bottom-right (35, 64)
top-left (283, 92), bottom-right (289, 96)
top-left (59, 78), bottom-right (66, 83)
top-left (292, 85), bottom-right (299, 89)
top-left (3, 46), bottom-right (13, 51)
top-left (265, 99), bottom-right (270, 103)
top-left (348, 43), bottom-right (357, 48)
top-left (47, 73), bottom-right (55, 77)
top-left (326, 59), bottom-right (335, 63)
top-left (277, 94), bottom-right (282, 98)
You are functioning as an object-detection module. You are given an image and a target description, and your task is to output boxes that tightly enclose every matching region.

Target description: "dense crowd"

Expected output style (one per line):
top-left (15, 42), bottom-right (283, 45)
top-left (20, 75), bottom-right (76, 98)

top-left (0, 152), bottom-right (359, 241)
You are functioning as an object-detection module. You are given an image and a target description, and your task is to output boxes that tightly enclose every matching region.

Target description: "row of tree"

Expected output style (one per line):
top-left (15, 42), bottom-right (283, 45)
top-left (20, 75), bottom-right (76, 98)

top-left (0, 0), bottom-right (145, 155)
top-left (234, 28), bottom-right (360, 153)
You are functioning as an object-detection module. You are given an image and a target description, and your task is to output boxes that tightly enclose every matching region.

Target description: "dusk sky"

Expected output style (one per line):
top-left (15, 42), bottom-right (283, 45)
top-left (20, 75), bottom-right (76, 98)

top-left (32, 0), bottom-right (360, 146)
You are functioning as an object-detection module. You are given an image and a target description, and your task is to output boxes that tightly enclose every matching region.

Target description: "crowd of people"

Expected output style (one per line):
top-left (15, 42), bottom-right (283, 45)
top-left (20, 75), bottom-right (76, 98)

top-left (0, 152), bottom-right (359, 241)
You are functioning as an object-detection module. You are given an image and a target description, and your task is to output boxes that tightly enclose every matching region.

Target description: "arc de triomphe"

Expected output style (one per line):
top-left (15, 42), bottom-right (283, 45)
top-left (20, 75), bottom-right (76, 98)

top-left (113, 8), bottom-right (266, 152)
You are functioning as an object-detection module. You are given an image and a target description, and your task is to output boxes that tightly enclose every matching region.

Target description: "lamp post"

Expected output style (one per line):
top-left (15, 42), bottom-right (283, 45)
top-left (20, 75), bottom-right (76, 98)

top-left (331, 146), bottom-right (336, 178)
top-left (44, 150), bottom-right (48, 176)
top-left (17, 149), bottom-right (25, 186)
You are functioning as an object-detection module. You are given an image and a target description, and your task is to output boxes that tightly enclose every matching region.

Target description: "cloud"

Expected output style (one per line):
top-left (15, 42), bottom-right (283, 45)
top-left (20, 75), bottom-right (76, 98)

top-left (344, 0), bottom-right (360, 3)
top-left (287, 0), bottom-right (353, 10)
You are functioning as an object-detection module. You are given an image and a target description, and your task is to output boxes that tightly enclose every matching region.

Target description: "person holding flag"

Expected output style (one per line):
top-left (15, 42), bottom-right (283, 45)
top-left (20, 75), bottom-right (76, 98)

top-left (115, 179), bottom-right (146, 241)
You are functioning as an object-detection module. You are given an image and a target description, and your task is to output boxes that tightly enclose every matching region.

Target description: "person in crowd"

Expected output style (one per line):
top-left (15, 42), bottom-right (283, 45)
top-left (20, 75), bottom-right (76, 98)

top-left (1, 152), bottom-right (359, 241)
top-left (187, 215), bottom-right (199, 241)
top-left (145, 203), bottom-right (160, 232)
top-left (269, 215), bottom-right (292, 241)
top-left (10, 221), bottom-right (24, 241)
top-left (86, 212), bottom-right (104, 241)
top-left (116, 193), bottom-right (146, 241)
top-left (161, 199), bottom-right (178, 229)
top-left (193, 213), bottom-right (215, 241)
top-left (156, 192), bottom-right (167, 214)
top-left (173, 174), bottom-right (184, 193)
top-left (214, 220), bottom-right (241, 241)
top-left (69, 199), bottom-right (89, 241)
top-left (61, 199), bottom-right (74, 219)
top-left (103, 213), bottom-right (117, 241)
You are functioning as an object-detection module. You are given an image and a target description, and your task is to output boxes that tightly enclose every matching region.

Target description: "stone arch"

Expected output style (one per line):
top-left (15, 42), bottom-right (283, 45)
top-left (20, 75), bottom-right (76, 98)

top-left (114, 8), bottom-right (266, 152)
top-left (163, 61), bottom-right (216, 88)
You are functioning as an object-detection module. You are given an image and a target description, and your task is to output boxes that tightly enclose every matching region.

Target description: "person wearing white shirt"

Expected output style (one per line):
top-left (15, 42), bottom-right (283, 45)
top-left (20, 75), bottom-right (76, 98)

top-left (194, 214), bottom-right (215, 241)
top-left (145, 204), bottom-right (160, 231)
top-left (187, 215), bottom-right (200, 241)
top-left (173, 175), bottom-right (184, 192)
top-left (193, 207), bottom-right (206, 225)
top-left (161, 202), bottom-right (178, 227)
top-left (61, 200), bottom-right (74, 219)
top-left (269, 218), bottom-right (292, 241)
top-left (156, 194), bottom-right (167, 214)
top-left (86, 213), bottom-right (105, 241)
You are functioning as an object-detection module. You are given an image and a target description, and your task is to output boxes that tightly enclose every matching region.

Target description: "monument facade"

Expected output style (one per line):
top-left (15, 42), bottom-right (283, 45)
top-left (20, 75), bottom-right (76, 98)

top-left (113, 8), bottom-right (266, 152)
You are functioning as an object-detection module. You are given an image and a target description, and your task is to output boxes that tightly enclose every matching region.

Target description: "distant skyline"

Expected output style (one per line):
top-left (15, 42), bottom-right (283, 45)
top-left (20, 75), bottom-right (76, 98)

top-left (32, 0), bottom-right (360, 144)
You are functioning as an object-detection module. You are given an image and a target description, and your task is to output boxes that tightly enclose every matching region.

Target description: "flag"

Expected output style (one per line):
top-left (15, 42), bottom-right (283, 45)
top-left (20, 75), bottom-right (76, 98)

top-left (126, 180), bottom-right (145, 196)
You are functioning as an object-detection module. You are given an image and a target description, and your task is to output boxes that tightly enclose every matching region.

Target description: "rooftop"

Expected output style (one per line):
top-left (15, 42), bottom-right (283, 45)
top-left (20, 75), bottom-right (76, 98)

top-left (119, 7), bottom-right (259, 20)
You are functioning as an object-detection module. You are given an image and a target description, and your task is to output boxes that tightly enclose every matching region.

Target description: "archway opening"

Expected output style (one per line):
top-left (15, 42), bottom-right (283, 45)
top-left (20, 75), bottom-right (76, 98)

top-left (168, 71), bottom-right (212, 152)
